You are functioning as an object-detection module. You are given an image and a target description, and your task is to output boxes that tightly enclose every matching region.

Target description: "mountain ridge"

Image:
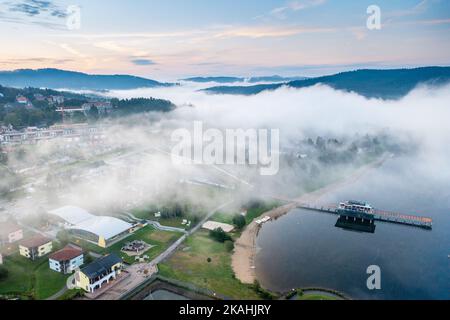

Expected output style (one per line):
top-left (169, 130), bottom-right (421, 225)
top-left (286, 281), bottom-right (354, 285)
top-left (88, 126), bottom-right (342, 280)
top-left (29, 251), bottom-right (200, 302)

top-left (181, 75), bottom-right (307, 83)
top-left (0, 68), bottom-right (174, 90)
top-left (202, 67), bottom-right (450, 99)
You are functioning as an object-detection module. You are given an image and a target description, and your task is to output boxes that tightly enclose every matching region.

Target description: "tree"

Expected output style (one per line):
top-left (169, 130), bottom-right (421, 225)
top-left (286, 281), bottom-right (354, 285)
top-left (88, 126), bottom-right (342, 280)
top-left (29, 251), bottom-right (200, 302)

top-left (0, 266), bottom-right (9, 281)
top-left (71, 111), bottom-right (86, 124)
top-left (87, 106), bottom-right (99, 121)
top-left (3, 113), bottom-right (21, 128)
top-left (252, 280), bottom-right (275, 300)
top-left (0, 145), bottom-right (7, 164)
top-left (224, 240), bottom-right (234, 252)
top-left (232, 214), bottom-right (246, 230)
top-left (209, 228), bottom-right (232, 243)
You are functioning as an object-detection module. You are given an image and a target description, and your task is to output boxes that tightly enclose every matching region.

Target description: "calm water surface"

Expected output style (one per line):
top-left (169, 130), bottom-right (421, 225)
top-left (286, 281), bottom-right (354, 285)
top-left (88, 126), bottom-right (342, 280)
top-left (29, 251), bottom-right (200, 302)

top-left (256, 157), bottom-right (450, 299)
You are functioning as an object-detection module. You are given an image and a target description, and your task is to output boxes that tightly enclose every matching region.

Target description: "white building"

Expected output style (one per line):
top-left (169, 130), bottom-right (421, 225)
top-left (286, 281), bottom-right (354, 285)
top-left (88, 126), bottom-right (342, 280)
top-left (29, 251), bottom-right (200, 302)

top-left (48, 206), bottom-right (133, 248)
top-left (202, 221), bottom-right (235, 233)
top-left (49, 246), bottom-right (84, 274)
top-left (0, 222), bottom-right (24, 245)
top-left (75, 254), bottom-right (123, 293)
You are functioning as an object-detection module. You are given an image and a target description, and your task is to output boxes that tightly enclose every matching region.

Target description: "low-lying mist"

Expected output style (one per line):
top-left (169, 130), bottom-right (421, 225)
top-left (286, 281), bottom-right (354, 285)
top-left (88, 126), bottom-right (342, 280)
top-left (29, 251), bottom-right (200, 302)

top-left (2, 82), bottom-right (450, 222)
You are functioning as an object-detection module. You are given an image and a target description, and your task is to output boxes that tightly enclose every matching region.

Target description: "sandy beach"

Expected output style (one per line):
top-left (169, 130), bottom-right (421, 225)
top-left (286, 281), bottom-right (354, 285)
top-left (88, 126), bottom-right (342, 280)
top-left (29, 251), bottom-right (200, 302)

top-left (231, 155), bottom-right (389, 284)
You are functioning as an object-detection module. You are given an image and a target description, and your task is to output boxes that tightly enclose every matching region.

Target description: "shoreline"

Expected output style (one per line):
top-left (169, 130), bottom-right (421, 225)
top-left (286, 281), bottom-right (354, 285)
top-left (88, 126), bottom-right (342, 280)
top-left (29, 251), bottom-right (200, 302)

top-left (231, 154), bottom-right (390, 285)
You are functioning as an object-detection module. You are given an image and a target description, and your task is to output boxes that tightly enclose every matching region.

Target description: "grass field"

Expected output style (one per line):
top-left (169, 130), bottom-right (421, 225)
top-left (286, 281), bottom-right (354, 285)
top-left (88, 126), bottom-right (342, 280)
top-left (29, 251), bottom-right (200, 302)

top-left (158, 231), bottom-right (260, 299)
top-left (0, 253), bottom-right (69, 299)
top-left (131, 208), bottom-right (190, 229)
top-left (72, 226), bottom-right (183, 265)
top-left (298, 294), bottom-right (338, 300)
top-left (106, 226), bottom-right (182, 264)
top-left (212, 201), bottom-right (281, 228)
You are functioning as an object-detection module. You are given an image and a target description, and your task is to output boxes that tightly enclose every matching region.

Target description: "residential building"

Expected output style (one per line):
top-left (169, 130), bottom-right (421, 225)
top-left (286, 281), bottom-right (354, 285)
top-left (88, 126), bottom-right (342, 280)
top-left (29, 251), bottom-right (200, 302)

top-left (33, 93), bottom-right (46, 101)
top-left (56, 106), bottom-right (85, 114)
top-left (49, 246), bottom-right (84, 274)
top-left (48, 96), bottom-right (64, 104)
top-left (0, 222), bottom-right (23, 245)
top-left (74, 254), bottom-right (123, 293)
top-left (82, 102), bottom-right (113, 115)
top-left (16, 95), bottom-right (28, 104)
top-left (19, 235), bottom-right (53, 261)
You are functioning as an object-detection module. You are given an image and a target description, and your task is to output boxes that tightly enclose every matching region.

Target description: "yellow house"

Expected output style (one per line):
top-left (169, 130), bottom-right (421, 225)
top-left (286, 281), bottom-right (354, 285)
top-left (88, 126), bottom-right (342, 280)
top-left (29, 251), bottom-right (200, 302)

top-left (19, 235), bottom-right (53, 261)
top-left (75, 253), bottom-right (123, 293)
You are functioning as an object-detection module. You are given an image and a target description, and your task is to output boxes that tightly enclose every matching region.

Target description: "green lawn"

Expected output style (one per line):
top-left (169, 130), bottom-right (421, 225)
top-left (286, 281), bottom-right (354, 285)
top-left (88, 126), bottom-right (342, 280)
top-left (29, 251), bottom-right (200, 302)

top-left (34, 262), bottom-right (69, 299)
top-left (107, 226), bottom-right (181, 264)
top-left (0, 253), bottom-right (69, 300)
top-left (298, 294), bottom-right (338, 300)
top-left (211, 211), bottom-right (234, 225)
top-left (158, 231), bottom-right (260, 299)
top-left (70, 226), bottom-right (181, 265)
top-left (212, 202), bottom-right (281, 228)
top-left (131, 209), bottom-right (193, 230)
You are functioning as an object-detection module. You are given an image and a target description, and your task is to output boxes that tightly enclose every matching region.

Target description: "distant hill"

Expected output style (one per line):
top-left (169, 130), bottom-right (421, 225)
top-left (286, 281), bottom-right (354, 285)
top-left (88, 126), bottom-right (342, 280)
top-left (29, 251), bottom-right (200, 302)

top-left (182, 75), bottom-right (307, 84)
top-left (203, 67), bottom-right (450, 99)
top-left (0, 68), bottom-right (174, 90)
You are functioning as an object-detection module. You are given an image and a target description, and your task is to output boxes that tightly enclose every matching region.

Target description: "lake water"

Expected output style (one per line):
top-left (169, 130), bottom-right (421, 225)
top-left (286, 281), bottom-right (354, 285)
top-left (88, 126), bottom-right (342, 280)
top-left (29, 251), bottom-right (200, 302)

top-left (255, 156), bottom-right (450, 300)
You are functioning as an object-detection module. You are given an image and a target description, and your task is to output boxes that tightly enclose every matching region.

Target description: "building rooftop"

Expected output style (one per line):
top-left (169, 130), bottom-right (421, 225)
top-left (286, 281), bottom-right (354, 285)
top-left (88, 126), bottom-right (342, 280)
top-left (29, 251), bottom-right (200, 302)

top-left (0, 222), bottom-right (22, 237)
top-left (48, 206), bottom-right (94, 225)
top-left (48, 206), bottom-right (133, 241)
top-left (70, 216), bottom-right (133, 241)
top-left (81, 254), bottom-right (122, 279)
top-left (20, 235), bottom-right (52, 248)
top-left (202, 221), bottom-right (235, 233)
top-left (49, 246), bottom-right (83, 262)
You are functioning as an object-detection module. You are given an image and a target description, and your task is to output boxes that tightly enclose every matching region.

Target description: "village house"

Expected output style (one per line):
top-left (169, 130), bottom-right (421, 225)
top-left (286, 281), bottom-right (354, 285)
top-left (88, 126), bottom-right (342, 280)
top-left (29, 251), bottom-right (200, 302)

top-left (16, 95), bottom-right (28, 104)
top-left (33, 93), bottom-right (46, 101)
top-left (56, 106), bottom-right (85, 114)
top-left (47, 95), bottom-right (64, 105)
top-left (0, 222), bottom-right (24, 245)
top-left (82, 102), bottom-right (113, 115)
top-left (49, 246), bottom-right (84, 274)
top-left (19, 235), bottom-right (53, 261)
top-left (75, 253), bottom-right (123, 293)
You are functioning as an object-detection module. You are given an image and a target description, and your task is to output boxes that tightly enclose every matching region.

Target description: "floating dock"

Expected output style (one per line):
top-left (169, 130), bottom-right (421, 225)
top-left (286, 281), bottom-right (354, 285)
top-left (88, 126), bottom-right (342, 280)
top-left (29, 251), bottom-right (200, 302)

top-left (295, 203), bottom-right (433, 230)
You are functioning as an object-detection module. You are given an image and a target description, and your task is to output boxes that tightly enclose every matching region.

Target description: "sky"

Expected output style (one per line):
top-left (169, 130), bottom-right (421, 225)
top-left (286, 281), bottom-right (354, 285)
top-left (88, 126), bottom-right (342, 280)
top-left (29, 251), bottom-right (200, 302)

top-left (0, 0), bottom-right (449, 80)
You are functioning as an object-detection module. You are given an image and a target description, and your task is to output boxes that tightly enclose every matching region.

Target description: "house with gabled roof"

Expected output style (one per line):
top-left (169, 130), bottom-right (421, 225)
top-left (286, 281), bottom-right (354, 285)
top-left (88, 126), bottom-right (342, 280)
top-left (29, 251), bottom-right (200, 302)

top-left (74, 253), bottom-right (123, 293)
top-left (49, 246), bottom-right (84, 274)
top-left (0, 221), bottom-right (23, 245)
top-left (19, 235), bottom-right (53, 261)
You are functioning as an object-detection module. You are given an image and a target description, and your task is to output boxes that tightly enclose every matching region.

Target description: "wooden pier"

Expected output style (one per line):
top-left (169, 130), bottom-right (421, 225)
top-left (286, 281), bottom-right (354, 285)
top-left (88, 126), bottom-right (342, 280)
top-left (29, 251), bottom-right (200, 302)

top-left (295, 203), bottom-right (433, 230)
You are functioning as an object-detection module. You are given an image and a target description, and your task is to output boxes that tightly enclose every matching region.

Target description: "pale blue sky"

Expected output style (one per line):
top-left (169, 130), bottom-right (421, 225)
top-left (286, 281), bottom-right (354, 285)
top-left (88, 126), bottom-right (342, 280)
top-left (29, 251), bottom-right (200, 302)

top-left (0, 0), bottom-right (449, 79)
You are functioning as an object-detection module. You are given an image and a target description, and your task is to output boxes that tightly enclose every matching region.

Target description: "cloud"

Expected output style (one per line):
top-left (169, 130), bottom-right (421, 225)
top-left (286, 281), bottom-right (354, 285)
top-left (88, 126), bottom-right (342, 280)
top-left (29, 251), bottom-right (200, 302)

top-left (0, 57), bottom-right (74, 65)
top-left (59, 43), bottom-right (88, 58)
top-left (8, 0), bottom-right (66, 17)
top-left (130, 58), bottom-right (157, 66)
top-left (213, 25), bottom-right (335, 39)
top-left (259, 0), bottom-right (326, 20)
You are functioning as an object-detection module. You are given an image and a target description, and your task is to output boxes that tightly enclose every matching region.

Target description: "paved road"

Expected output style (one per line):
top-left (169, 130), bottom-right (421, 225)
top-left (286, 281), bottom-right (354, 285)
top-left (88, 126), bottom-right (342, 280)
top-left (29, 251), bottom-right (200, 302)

top-left (122, 211), bottom-right (188, 234)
